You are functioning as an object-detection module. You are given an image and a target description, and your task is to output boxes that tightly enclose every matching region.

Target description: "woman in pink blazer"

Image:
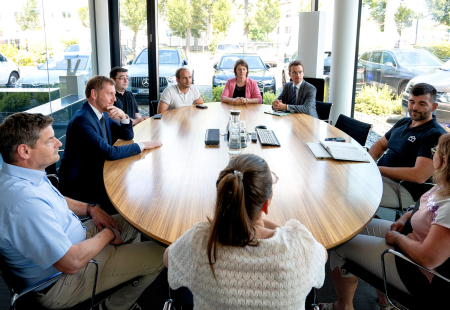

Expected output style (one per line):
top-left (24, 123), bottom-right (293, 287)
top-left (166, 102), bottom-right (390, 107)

top-left (221, 59), bottom-right (263, 104)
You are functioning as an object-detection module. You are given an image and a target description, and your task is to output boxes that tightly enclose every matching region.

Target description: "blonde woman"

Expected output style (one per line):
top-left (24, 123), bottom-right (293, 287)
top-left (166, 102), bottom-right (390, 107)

top-left (321, 133), bottom-right (450, 310)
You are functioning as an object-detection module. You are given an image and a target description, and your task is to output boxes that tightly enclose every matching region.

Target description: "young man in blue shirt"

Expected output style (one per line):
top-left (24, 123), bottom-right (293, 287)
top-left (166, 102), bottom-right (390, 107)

top-left (0, 113), bottom-right (164, 310)
top-left (369, 83), bottom-right (446, 209)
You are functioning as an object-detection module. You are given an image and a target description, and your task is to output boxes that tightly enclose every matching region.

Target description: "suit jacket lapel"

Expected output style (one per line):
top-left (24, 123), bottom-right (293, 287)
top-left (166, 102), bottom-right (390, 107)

top-left (286, 82), bottom-right (292, 104)
top-left (85, 102), bottom-right (108, 142)
top-left (102, 112), bottom-right (112, 144)
top-left (297, 81), bottom-right (306, 105)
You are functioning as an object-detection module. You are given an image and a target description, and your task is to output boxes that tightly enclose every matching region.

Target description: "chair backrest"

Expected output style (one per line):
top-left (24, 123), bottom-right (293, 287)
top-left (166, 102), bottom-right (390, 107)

top-left (0, 254), bottom-right (20, 296)
top-left (335, 114), bottom-right (371, 146)
top-left (315, 101), bottom-right (332, 121)
top-left (150, 100), bottom-right (159, 117)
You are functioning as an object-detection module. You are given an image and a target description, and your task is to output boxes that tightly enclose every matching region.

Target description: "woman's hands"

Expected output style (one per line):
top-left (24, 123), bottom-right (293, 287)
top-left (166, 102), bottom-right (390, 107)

top-left (232, 97), bottom-right (247, 104)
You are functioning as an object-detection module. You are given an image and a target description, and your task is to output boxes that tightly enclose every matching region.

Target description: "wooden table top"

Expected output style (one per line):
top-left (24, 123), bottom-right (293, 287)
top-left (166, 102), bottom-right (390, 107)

top-left (104, 102), bottom-right (382, 249)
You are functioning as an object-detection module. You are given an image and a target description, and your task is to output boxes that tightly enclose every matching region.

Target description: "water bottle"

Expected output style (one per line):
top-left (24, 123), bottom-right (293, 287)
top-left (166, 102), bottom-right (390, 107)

top-left (228, 110), bottom-right (241, 155)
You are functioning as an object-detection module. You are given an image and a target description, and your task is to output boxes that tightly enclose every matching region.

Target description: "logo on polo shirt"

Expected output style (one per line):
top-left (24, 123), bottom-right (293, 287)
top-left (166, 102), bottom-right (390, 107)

top-left (408, 136), bottom-right (416, 142)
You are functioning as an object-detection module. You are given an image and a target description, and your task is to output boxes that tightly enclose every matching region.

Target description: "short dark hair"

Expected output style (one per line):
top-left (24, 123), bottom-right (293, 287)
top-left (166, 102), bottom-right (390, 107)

top-left (175, 67), bottom-right (191, 80)
top-left (110, 67), bottom-right (128, 80)
top-left (289, 60), bottom-right (304, 73)
top-left (410, 83), bottom-right (437, 104)
top-left (233, 59), bottom-right (249, 77)
top-left (0, 113), bottom-right (54, 163)
top-left (85, 75), bottom-right (115, 99)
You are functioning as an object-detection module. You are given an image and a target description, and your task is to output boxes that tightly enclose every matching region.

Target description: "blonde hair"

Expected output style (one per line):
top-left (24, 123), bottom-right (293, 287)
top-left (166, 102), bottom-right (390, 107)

top-left (433, 133), bottom-right (450, 198)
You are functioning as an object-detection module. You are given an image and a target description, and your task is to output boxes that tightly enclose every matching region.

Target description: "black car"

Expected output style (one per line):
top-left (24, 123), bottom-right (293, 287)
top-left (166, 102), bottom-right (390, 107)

top-left (127, 47), bottom-right (193, 102)
top-left (212, 54), bottom-right (276, 93)
top-left (359, 49), bottom-right (442, 95)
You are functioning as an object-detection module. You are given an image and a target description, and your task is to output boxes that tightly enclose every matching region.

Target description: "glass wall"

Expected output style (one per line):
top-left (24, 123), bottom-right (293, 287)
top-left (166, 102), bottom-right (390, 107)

top-left (355, 0), bottom-right (450, 142)
top-left (0, 0), bottom-right (93, 167)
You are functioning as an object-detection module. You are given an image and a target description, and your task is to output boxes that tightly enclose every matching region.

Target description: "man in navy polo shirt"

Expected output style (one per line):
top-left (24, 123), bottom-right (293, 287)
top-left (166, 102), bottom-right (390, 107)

top-left (369, 83), bottom-right (446, 209)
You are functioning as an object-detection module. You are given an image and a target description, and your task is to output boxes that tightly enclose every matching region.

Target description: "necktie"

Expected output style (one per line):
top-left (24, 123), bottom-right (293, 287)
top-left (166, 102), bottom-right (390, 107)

top-left (291, 86), bottom-right (297, 105)
top-left (100, 116), bottom-right (110, 145)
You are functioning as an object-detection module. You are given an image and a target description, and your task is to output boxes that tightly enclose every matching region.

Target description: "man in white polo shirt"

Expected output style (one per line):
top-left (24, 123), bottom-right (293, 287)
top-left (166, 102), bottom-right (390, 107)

top-left (157, 67), bottom-right (204, 113)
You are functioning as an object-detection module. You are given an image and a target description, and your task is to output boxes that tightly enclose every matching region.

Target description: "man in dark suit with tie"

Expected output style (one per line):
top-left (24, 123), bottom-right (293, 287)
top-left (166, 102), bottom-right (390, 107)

top-left (272, 60), bottom-right (318, 118)
top-left (58, 75), bottom-right (162, 214)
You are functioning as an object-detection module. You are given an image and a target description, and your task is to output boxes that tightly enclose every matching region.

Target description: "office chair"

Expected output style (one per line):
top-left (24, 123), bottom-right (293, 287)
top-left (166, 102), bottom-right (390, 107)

top-left (151, 100), bottom-right (159, 117)
top-left (0, 255), bottom-right (139, 310)
top-left (392, 180), bottom-right (435, 220)
top-left (340, 248), bottom-right (450, 310)
top-left (315, 101), bottom-right (333, 124)
top-left (334, 114), bottom-right (372, 147)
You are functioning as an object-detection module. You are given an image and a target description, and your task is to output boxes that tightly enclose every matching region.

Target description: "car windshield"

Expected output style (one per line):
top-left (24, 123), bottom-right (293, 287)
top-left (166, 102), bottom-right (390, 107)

top-left (159, 50), bottom-right (180, 64)
top-left (219, 56), bottom-right (265, 70)
top-left (217, 45), bottom-right (239, 51)
top-left (394, 51), bottom-right (442, 66)
top-left (40, 56), bottom-right (89, 70)
top-left (441, 60), bottom-right (450, 71)
top-left (135, 50), bottom-right (180, 64)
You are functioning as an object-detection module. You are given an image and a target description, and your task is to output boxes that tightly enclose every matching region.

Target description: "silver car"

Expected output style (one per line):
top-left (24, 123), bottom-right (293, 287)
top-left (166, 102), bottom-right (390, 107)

top-left (402, 60), bottom-right (450, 128)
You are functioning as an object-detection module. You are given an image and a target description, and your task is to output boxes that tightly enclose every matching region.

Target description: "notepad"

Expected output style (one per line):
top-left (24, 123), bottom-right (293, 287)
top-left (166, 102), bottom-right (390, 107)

top-left (307, 143), bottom-right (333, 159)
top-left (319, 140), bottom-right (370, 162)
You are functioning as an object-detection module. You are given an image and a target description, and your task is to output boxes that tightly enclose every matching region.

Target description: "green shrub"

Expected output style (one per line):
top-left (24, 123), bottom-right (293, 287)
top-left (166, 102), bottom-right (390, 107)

top-left (262, 90), bottom-right (277, 105)
top-left (414, 42), bottom-right (450, 62)
top-left (355, 84), bottom-right (401, 115)
top-left (29, 41), bottom-right (53, 64)
top-left (212, 85), bottom-right (225, 102)
top-left (208, 35), bottom-right (221, 55)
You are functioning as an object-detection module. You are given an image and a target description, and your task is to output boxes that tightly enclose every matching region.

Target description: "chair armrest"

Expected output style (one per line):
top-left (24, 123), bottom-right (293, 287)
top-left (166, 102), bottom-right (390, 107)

top-left (381, 249), bottom-right (450, 309)
top-left (13, 272), bottom-right (64, 306)
top-left (87, 259), bottom-right (99, 310)
top-left (363, 146), bottom-right (369, 152)
top-left (324, 119), bottom-right (332, 125)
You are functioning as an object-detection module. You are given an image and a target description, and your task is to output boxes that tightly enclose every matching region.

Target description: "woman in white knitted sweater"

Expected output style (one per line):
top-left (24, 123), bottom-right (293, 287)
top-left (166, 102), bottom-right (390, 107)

top-left (163, 154), bottom-right (328, 309)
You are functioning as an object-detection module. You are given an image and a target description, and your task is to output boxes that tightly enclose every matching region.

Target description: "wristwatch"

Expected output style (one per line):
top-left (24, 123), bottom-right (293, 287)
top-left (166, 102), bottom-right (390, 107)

top-left (87, 202), bottom-right (100, 216)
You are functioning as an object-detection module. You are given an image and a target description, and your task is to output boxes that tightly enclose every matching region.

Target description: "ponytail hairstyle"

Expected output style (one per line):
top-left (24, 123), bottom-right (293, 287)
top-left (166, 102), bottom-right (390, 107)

top-left (433, 133), bottom-right (450, 198)
top-left (206, 154), bottom-right (273, 278)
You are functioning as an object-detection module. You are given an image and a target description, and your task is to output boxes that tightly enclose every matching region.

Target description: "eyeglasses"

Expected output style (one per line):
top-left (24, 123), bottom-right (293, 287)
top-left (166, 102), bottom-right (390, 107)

top-left (115, 76), bottom-right (129, 81)
top-left (290, 71), bottom-right (304, 75)
top-left (431, 147), bottom-right (437, 155)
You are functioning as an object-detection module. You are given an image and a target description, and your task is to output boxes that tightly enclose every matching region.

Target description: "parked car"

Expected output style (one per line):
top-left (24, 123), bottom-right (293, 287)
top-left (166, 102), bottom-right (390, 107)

top-left (0, 52), bottom-right (20, 87)
top-left (15, 54), bottom-right (92, 88)
top-left (402, 60), bottom-right (450, 128)
top-left (213, 43), bottom-right (240, 64)
top-left (359, 49), bottom-right (442, 95)
top-left (212, 53), bottom-right (276, 94)
top-left (282, 51), bottom-right (364, 92)
top-left (121, 45), bottom-right (135, 66)
top-left (63, 44), bottom-right (81, 57)
top-left (256, 46), bottom-right (279, 67)
top-left (127, 47), bottom-right (193, 102)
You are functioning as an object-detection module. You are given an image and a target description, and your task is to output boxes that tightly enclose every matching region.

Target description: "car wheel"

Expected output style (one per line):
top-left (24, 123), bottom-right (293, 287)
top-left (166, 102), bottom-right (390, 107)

top-left (398, 82), bottom-right (408, 96)
top-left (7, 72), bottom-right (19, 87)
top-left (282, 71), bottom-right (286, 86)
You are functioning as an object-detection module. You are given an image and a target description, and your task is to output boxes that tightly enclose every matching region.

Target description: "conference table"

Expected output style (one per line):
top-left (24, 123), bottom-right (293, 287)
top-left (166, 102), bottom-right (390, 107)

top-left (104, 102), bottom-right (383, 249)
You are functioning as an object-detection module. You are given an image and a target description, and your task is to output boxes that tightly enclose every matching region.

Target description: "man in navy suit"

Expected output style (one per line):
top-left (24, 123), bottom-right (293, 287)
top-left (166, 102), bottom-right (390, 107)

top-left (59, 76), bottom-right (162, 214)
top-left (272, 60), bottom-right (318, 118)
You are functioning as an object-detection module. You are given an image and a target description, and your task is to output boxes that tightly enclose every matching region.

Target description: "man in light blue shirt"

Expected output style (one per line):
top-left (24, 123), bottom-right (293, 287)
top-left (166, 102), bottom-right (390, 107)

top-left (0, 112), bottom-right (165, 310)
